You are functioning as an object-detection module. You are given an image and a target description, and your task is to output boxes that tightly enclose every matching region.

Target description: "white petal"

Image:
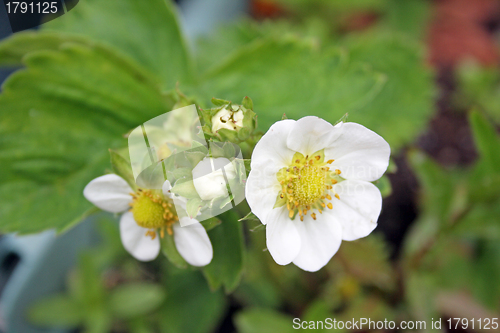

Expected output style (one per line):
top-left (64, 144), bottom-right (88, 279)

top-left (330, 179), bottom-right (382, 241)
top-left (119, 212), bottom-right (160, 261)
top-left (173, 219), bottom-right (213, 266)
top-left (192, 157), bottom-right (232, 201)
top-left (162, 180), bottom-right (173, 199)
top-left (251, 119), bottom-right (296, 168)
top-left (286, 116), bottom-right (343, 155)
top-left (326, 122), bottom-right (390, 181)
top-left (83, 174), bottom-right (132, 213)
top-left (292, 214), bottom-right (343, 272)
top-left (245, 160), bottom-right (282, 225)
top-left (266, 207), bottom-right (301, 265)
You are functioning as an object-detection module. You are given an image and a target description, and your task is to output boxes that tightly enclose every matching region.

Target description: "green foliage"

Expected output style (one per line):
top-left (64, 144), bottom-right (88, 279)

top-left (196, 24), bottom-right (434, 151)
top-left (193, 38), bottom-right (386, 135)
top-left (0, 31), bottom-right (89, 66)
top-left (29, 252), bottom-right (166, 332)
top-left (337, 235), bottom-right (395, 291)
top-left (403, 111), bottom-right (500, 317)
top-left (161, 232), bottom-right (189, 269)
top-left (342, 33), bottom-right (435, 150)
top-left (455, 63), bottom-right (500, 122)
top-left (203, 210), bottom-right (245, 292)
top-left (235, 308), bottom-right (295, 333)
top-left (28, 295), bottom-right (82, 327)
top-left (42, 0), bottom-right (194, 89)
top-left (160, 269), bottom-right (227, 333)
top-left (0, 42), bottom-right (174, 234)
top-left (108, 284), bottom-right (166, 319)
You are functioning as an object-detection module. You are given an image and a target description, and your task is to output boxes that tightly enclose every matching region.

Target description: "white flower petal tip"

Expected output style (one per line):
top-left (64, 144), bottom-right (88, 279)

top-left (119, 212), bottom-right (160, 262)
top-left (326, 122), bottom-right (391, 182)
top-left (292, 215), bottom-right (343, 272)
top-left (83, 174), bottom-right (133, 213)
top-left (331, 180), bottom-right (382, 241)
top-left (247, 116), bottom-right (389, 271)
top-left (251, 119), bottom-right (296, 168)
top-left (174, 220), bottom-right (213, 266)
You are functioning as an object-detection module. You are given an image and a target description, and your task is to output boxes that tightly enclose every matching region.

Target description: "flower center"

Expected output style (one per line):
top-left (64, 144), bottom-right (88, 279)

top-left (275, 150), bottom-right (342, 221)
top-left (130, 189), bottom-right (178, 238)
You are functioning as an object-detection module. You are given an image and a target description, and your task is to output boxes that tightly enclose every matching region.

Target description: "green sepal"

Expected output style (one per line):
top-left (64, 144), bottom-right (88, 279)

top-left (216, 128), bottom-right (240, 143)
top-left (209, 141), bottom-right (226, 158)
top-left (186, 198), bottom-right (204, 218)
top-left (166, 167), bottom-right (192, 185)
top-left (309, 149), bottom-right (325, 163)
top-left (238, 211), bottom-right (260, 223)
top-left (219, 194), bottom-right (234, 210)
top-left (211, 97), bottom-right (230, 106)
top-left (273, 192), bottom-right (287, 209)
top-left (241, 96), bottom-right (253, 110)
top-left (173, 89), bottom-right (195, 109)
top-left (185, 151), bottom-right (206, 168)
top-left (171, 178), bottom-right (201, 199)
top-left (281, 113), bottom-right (288, 120)
top-left (109, 149), bottom-right (137, 190)
top-left (161, 233), bottom-right (188, 268)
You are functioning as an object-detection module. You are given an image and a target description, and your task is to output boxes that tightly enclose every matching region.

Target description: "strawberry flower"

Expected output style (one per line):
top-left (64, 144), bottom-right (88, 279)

top-left (84, 174), bottom-right (213, 265)
top-left (245, 116), bottom-right (390, 271)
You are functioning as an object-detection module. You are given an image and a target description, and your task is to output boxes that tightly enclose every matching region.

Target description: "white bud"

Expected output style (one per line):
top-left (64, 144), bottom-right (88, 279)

top-left (192, 157), bottom-right (237, 201)
top-left (211, 107), bottom-right (244, 133)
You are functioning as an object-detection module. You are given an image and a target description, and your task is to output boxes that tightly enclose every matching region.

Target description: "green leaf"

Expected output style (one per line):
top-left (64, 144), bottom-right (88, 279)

top-left (109, 283), bottom-right (166, 319)
top-left (203, 210), bottom-right (244, 292)
top-left (109, 149), bottom-right (136, 190)
top-left (0, 43), bottom-right (173, 234)
top-left (405, 272), bottom-right (439, 329)
top-left (469, 110), bottom-right (500, 174)
top-left (28, 294), bottom-right (83, 327)
top-left (161, 232), bottom-right (188, 269)
top-left (73, 253), bottom-right (106, 307)
top-left (159, 271), bottom-right (226, 333)
top-left (235, 308), bottom-right (295, 333)
top-left (381, 0), bottom-right (431, 39)
top-left (337, 235), bottom-right (395, 290)
top-left (192, 38), bottom-right (385, 133)
top-left (455, 62), bottom-right (500, 122)
top-left (42, 0), bottom-right (193, 89)
top-left (343, 33), bottom-right (435, 151)
top-left (0, 31), bottom-right (89, 66)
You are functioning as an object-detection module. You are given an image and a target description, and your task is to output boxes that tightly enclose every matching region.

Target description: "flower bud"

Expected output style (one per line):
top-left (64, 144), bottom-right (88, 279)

top-left (192, 157), bottom-right (237, 201)
top-left (200, 96), bottom-right (257, 143)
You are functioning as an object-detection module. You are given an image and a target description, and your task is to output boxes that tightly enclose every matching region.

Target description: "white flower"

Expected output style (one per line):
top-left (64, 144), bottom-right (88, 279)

top-left (212, 107), bottom-right (244, 132)
top-left (245, 116), bottom-right (390, 272)
top-left (83, 174), bottom-right (213, 265)
top-left (192, 157), bottom-right (237, 201)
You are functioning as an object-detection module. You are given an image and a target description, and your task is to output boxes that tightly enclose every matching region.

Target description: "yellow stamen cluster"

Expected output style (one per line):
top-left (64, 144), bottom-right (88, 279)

top-left (275, 150), bottom-right (341, 221)
top-left (130, 189), bottom-right (178, 239)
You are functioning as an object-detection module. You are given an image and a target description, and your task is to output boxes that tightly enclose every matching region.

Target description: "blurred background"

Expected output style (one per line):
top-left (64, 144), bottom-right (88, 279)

top-left (1, 0), bottom-right (500, 332)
